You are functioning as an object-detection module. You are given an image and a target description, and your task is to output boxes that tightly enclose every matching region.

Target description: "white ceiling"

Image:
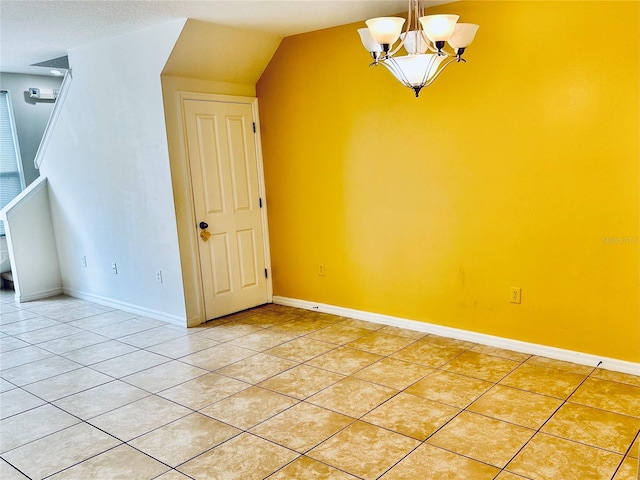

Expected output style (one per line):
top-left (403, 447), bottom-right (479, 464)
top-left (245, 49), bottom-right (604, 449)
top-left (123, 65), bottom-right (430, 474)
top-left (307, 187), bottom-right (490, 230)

top-left (0, 0), bottom-right (451, 76)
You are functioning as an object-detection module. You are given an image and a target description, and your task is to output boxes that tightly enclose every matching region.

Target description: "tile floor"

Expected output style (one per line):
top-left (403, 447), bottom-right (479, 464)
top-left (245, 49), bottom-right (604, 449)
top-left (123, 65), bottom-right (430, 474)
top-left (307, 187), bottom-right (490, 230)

top-left (0, 291), bottom-right (638, 480)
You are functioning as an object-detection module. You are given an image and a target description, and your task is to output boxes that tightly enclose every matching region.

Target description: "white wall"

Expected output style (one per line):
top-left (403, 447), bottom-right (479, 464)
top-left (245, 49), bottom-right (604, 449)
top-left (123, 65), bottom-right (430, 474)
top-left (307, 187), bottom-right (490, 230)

top-left (0, 73), bottom-right (63, 186)
top-left (40, 20), bottom-right (188, 324)
top-left (2, 177), bottom-right (62, 301)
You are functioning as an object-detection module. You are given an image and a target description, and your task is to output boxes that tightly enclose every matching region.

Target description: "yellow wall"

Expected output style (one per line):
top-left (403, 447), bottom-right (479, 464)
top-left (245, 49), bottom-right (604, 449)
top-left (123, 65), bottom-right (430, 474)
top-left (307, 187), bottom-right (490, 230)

top-left (256, 1), bottom-right (640, 362)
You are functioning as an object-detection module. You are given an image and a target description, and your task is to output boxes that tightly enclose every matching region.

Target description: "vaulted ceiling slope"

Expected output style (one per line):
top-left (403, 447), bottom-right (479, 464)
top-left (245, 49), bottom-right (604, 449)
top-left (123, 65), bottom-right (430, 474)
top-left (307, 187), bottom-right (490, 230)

top-left (0, 1), bottom-right (454, 76)
top-left (162, 19), bottom-right (281, 85)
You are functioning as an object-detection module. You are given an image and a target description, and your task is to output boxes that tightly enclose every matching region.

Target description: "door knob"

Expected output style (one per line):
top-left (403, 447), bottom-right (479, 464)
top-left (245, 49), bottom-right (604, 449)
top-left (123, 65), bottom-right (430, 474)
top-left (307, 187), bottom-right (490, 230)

top-left (199, 222), bottom-right (208, 230)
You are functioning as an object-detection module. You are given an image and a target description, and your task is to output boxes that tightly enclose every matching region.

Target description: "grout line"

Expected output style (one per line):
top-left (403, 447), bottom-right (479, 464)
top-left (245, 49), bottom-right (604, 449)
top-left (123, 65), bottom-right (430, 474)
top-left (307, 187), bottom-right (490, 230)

top-left (266, 453), bottom-right (366, 480)
top-left (38, 443), bottom-right (125, 479)
top-left (497, 361), bottom-right (605, 477)
top-left (600, 364), bottom-right (640, 480)
top-left (0, 456), bottom-right (33, 479)
top-left (372, 344), bottom-right (508, 478)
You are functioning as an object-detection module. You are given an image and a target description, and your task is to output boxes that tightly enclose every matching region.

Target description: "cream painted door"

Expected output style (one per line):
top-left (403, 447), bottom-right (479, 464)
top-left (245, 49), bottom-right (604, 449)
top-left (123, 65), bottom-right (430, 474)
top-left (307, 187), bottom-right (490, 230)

top-left (183, 99), bottom-right (268, 320)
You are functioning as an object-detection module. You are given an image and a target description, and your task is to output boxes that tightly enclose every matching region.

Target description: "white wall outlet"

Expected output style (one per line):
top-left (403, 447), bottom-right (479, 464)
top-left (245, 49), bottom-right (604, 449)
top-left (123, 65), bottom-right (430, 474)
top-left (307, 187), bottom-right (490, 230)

top-left (155, 269), bottom-right (163, 284)
top-left (318, 264), bottom-right (326, 276)
top-left (111, 262), bottom-right (118, 274)
top-left (81, 255), bottom-right (87, 267)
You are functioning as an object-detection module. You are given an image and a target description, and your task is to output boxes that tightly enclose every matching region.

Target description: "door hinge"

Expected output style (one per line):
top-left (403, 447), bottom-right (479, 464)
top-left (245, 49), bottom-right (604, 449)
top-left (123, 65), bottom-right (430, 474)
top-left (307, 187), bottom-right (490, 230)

top-left (259, 198), bottom-right (263, 208)
top-left (252, 122), bottom-right (256, 133)
top-left (264, 269), bottom-right (268, 278)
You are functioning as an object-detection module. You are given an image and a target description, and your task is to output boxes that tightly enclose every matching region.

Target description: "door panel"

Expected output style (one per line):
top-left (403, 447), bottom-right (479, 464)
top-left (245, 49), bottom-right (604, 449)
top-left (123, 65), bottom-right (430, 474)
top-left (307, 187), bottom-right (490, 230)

top-left (184, 99), bottom-right (268, 320)
top-left (211, 233), bottom-right (231, 295)
top-left (196, 115), bottom-right (224, 214)
top-left (226, 116), bottom-right (252, 212)
top-left (237, 228), bottom-right (258, 288)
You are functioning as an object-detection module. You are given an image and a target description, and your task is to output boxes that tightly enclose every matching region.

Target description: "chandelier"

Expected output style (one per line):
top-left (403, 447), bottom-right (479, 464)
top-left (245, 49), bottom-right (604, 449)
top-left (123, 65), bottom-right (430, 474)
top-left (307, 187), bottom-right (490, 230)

top-left (358, 0), bottom-right (479, 97)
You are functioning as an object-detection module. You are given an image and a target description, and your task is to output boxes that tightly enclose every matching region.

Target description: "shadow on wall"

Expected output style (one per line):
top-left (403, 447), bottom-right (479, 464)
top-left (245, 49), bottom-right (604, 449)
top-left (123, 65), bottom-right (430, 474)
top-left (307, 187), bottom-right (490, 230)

top-left (0, 237), bottom-right (9, 274)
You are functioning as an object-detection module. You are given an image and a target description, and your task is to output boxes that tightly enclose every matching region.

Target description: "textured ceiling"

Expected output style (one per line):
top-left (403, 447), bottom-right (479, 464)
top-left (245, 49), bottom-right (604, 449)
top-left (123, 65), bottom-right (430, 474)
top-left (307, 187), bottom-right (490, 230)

top-left (0, 1), bottom-right (456, 76)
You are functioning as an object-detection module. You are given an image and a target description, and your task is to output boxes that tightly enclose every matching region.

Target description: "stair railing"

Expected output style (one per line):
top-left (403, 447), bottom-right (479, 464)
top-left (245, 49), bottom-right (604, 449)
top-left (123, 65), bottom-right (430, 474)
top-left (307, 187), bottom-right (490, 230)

top-left (34, 69), bottom-right (73, 170)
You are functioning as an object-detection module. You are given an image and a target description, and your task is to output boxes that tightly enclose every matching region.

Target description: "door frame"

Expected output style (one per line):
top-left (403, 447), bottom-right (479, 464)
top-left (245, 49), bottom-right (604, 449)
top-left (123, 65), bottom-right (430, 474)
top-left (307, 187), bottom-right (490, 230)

top-left (175, 91), bottom-right (273, 325)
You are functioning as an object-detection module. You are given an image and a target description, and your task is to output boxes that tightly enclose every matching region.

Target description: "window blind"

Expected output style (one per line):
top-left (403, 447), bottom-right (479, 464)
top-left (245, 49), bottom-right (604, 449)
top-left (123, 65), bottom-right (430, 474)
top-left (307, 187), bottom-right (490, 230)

top-left (0, 90), bottom-right (25, 235)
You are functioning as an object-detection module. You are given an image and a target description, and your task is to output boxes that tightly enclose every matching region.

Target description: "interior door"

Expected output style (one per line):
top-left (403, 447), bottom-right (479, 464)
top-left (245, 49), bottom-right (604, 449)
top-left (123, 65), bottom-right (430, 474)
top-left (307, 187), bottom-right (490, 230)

top-left (183, 98), bottom-right (268, 320)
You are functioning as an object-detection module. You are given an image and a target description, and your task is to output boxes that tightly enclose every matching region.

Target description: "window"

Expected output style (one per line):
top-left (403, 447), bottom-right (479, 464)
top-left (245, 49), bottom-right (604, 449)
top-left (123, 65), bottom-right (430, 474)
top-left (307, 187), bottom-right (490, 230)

top-left (0, 90), bottom-right (25, 236)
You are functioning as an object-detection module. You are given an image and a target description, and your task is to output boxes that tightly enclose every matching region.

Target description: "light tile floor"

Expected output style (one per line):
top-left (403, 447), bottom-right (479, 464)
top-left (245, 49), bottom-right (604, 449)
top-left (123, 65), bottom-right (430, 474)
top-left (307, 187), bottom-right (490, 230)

top-left (0, 291), bottom-right (638, 480)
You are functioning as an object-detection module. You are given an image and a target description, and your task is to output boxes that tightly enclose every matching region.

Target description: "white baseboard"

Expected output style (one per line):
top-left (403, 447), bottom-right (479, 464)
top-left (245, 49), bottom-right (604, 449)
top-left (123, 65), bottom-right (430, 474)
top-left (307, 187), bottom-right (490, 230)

top-left (63, 288), bottom-right (186, 327)
top-left (16, 287), bottom-right (64, 303)
top-left (273, 296), bottom-right (640, 376)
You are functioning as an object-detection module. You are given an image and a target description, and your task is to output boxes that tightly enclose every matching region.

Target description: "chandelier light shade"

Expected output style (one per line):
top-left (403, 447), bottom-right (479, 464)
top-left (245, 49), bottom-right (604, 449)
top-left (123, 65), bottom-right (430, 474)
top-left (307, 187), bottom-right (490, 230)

top-left (420, 14), bottom-right (459, 42)
top-left (365, 17), bottom-right (406, 47)
top-left (400, 31), bottom-right (429, 54)
top-left (357, 28), bottom-right (383, 53)
top-left (388, 54), bottom-right (445, 86)
top-left (447, 23), bottom-right (480, 50)
top-left (358, 0), bottom-right (479, 97)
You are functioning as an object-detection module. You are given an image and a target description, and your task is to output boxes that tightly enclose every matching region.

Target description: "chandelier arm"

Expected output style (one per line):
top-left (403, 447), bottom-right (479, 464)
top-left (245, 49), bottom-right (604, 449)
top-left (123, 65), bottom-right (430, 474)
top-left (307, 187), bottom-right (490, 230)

top-left (388, 41), bottom-right (404, 57)
top-left (412, 0), bottom-right (419, 31)
top-left (388, 0), bottom-right (413, 57)
top-left (420, 29), bottom-right (436, 53)
top-left (379, 58), bottom-right (411, 88)
top-left (423, 57), bottom-right (460, 87)
top-left (415, 0), bottom-right (426, 53)
top-left (418, 53), bottom-right (440, 86)
top-left (438, 47), bottom-right (457, 57)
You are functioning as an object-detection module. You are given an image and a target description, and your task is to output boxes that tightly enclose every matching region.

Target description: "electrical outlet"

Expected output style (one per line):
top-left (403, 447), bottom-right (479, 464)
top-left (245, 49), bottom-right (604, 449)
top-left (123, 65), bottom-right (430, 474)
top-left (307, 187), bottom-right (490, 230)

top-left (155, 270), bottom-right (163, 284)
top-left (318, 264), bottom-right (326, 276)
top-left (111, 262), bottom-right (118, 275)
top-left (510, 287), bottom-right (521, 304)
top-left (81, 256), bottom-right (87, 267)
